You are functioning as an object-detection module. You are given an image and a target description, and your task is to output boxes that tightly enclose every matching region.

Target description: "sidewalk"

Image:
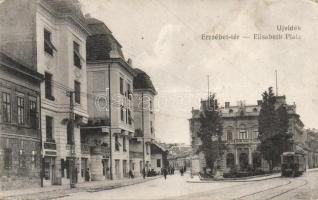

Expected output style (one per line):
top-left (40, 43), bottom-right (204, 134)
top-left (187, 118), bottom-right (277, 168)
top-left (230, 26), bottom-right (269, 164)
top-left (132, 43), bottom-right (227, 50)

top-left (186, 173), bottom-right (281, 183)
top-left (0, 176), bottom-right (161, 200)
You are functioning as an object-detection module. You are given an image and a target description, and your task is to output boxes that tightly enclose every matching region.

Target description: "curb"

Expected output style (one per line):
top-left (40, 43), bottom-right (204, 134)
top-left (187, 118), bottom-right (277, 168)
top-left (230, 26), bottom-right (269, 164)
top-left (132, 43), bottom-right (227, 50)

top-left (85, 176), bottom-right (161, 192)
top-left (186, 174), bottom-right (281, 183)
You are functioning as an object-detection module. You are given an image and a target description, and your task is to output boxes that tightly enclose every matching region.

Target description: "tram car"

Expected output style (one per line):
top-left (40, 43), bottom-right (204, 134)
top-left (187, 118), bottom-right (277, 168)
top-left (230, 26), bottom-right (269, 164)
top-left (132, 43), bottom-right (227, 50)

top-left (281, 151), bottom-right (306, 177)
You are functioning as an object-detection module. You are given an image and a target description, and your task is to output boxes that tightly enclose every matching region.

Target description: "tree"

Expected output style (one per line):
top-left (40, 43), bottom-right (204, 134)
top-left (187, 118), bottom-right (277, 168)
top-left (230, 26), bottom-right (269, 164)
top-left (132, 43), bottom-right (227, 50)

top-left (197, 94), bottom-right (226, 175)
top-left (258, 87), bottom-right (290, 171)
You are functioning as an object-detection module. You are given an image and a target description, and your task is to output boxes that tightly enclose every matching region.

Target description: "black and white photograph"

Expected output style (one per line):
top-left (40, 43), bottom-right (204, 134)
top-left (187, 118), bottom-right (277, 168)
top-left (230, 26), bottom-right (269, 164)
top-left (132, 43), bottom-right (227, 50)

top-left (0, 0), bottom-right (318, 199)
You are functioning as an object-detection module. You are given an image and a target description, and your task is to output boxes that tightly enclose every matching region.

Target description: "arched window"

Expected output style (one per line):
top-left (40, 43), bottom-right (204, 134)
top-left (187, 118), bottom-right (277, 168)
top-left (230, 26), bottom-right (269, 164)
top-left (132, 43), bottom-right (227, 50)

top-left (239, 124), bottom-right (247, 139)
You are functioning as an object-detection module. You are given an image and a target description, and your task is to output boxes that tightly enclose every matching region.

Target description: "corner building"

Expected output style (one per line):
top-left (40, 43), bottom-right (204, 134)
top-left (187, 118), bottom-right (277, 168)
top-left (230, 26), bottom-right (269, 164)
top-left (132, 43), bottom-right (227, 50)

top-left (83, 17), bottom-right (135, 180)
top-left (0, 0), bottom-right (90, 186)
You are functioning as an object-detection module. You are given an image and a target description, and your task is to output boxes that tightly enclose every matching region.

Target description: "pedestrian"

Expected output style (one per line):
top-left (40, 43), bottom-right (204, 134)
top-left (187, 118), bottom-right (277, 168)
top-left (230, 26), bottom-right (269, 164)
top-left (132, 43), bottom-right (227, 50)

top-left (163, 168), bottom-right (167, 180)
top-left (85, 168), bottom-right (90, 182)
top-left (129, 170), bottom-right (134, 179)
top-left (180, 168), bottom-right (184, 176)
top-left (142, 168), bottom-right (146, 179)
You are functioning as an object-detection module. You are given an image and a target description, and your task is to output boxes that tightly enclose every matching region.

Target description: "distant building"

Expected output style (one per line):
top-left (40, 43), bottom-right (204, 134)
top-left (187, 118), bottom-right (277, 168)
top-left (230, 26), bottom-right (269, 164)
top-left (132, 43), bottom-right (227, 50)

top-left (189, 96), bottom-right (307, 174)
top-left (166, 143), bottom-right (192, 171)
top-left (304, 129), bottom-right (318, 168)
top-left (0, 51), bottom-right (43, 190)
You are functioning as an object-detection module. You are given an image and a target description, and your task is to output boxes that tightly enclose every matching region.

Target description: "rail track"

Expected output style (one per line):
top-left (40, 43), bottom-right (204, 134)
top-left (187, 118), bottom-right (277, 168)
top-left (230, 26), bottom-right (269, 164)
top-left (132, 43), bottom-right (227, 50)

top-left (234, 178), bottom-right (309, 200)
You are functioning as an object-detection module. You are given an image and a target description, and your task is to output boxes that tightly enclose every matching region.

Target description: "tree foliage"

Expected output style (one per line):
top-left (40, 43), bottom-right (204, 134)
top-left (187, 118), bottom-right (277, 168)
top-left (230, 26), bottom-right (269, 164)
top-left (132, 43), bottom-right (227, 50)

top-left (197, 94), bottom-right (226, 173)
top-left (258, 87), bottom-right (290, 170)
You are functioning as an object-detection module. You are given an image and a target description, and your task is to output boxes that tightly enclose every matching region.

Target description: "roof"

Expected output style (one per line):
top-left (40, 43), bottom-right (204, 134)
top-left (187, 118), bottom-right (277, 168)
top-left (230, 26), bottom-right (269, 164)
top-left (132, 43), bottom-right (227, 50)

top-left (0, 51), bottom-right (43, 81)
top-left (86, 17), bottom-right (124, 61)
top-left (43, 0), bottom-right (86, 24)
top-left (133, 68), bottom-right (157, 95)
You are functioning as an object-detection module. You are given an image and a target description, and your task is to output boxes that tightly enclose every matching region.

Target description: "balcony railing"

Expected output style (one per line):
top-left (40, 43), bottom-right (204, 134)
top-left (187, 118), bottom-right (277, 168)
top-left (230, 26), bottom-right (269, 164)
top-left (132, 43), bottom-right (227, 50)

top-left (129, 151), bottom-right (143, 159)
top-left (232, 138), bottom-right (259, 144)
top-left (44, 141), bottom-right (56, 150)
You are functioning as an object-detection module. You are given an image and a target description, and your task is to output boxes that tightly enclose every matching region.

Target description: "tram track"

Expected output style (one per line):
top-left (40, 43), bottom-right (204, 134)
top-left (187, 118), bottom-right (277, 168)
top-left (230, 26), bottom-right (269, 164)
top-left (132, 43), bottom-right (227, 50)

top-left (233, 179), bottom-right (309, 200)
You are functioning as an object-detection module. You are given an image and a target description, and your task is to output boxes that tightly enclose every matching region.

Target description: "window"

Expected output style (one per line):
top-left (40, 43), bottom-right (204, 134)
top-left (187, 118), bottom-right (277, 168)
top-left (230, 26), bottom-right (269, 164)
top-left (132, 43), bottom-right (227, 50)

top-left (125, 109), bottom-right (128, 124)
top-left (120, 106), bottom-right (124, 121)
top-left (74, 81), bottom-right (81, 104)
top-left (239, 124), bottom-right (247, 139)
top-left (227, 130), bottom-right (233, 141)
top-left (157, 159), bottom-right (161, 168)
top-left (4, 148), bottom-right (12, 169)
top-left (31, 150), bottom-right (37, 168)
top-left (150, 100), bottom-right (153, 113)
top-left (44, 29), bottom-right (56, 55)
top-left (146, 143), bottom-right (150, 155)
top-left (17, 96), bottom-right (25, 124)
top-left (29, 98), bottom-right (37, 128)
top-left (61, 159), bottom-right (65, 177)
top-left (253, 130), bottom-right (259, 139)
top-left (120, 77), bottom-right (124, 95)
top-left (2, 92), bottom-right (11, 123)
top-left (123, 160), bottom-right (127, 177)
top-left (115, 135), bottom-right (120, 151)
top-left (19, 149), bottom-right (26, 168)
top-left (150, 121), bottom-right (154, 134)
top-left (46, 116), bottom-right (53, 141)
top-left (123, 136), bottom-right (126, 152)
top-left (67, 122), bottom-right (72, 145)
top-left (45, 72), bottom-right (54, 100)
top-left (127, 83), bottom-right (132, 100)
top-left (73, 41), bottom-right (82, 68)
top-left (128, 109), bottom-right (132, 125)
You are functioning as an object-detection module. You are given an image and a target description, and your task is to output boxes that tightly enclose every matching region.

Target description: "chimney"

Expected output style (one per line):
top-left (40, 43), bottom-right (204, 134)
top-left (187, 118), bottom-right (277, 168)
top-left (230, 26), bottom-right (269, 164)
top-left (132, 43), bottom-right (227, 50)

top-left (257, 100), bottom-right (262, 106)
top-left (225, 102), bottom-right (230, 108)
top-left (127, 58), bottom-right (132, 66)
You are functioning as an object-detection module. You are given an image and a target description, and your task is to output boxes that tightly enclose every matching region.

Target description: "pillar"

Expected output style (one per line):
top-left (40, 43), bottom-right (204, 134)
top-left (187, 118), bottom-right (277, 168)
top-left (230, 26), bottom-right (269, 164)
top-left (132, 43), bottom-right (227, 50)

top-left (235, 148), bottom-right (239, 165)
top-left (90, 155), bottom-right (104, 181)
top-left (248, 148), bottom-right (252, 165)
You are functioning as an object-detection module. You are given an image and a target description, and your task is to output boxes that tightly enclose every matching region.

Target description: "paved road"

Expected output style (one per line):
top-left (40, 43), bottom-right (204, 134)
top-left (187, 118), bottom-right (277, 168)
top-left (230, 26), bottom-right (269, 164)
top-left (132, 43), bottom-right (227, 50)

top-left (57, 171), bottom-right (318, 200)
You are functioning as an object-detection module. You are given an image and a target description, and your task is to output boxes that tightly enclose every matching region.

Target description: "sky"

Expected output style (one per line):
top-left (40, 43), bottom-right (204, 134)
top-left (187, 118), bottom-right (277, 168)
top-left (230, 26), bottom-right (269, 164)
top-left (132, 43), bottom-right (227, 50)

top-left (80, 0), bottom-right (318, 144)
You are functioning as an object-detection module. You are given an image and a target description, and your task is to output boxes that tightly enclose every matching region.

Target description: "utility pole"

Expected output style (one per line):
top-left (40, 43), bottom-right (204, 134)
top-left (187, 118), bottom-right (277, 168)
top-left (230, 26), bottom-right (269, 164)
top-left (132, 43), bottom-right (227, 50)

top-left (142, 91), bottom-right (145, 179)
top-left (68, 91), bottom-right (76, 188)
top-left (108, 64), bottom-right (113, 180)
top-left (275, 70), bottom-right (278, 96)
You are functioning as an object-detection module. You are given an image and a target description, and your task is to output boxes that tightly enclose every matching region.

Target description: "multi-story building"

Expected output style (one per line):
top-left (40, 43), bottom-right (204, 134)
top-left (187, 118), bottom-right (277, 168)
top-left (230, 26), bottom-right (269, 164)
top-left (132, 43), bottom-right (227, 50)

top-left (304, 129), bottom-right (318, 168)
top-left (0, 0), bottom-right (90, 186)
top-left (190, 96), bottom-right (305, 173)
top-left (130, 68), bottom-right (157, 177)
top-left (0, 51), bottom-right (43, 190)
top-left (83, 16), bottom-right (135, 180)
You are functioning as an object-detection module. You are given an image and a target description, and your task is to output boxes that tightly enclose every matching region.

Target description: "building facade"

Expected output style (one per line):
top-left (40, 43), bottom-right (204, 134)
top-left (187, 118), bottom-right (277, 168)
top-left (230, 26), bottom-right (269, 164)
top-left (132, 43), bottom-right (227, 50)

top-left (190, 96), bottom-right (306, 174)
top-left (0, 51), bottom-right (43, 190)
top-left (0, 0), bottom-right (90, 186)
top-left (83, 16), bottom-right (135, 180)
top-left (130, 68), bottom-right (157, 177)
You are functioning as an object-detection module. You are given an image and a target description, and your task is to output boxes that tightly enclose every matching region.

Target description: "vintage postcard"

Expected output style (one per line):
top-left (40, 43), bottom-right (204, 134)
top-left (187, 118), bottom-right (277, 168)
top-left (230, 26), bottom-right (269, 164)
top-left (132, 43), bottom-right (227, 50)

top-left (0, 0), bottom-right (317, 199)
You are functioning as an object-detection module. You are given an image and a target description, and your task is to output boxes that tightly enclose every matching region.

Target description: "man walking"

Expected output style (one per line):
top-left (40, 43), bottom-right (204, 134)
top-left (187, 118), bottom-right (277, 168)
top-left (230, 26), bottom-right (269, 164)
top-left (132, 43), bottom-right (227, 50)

top-left (163, 168), bottom-right (168, 180)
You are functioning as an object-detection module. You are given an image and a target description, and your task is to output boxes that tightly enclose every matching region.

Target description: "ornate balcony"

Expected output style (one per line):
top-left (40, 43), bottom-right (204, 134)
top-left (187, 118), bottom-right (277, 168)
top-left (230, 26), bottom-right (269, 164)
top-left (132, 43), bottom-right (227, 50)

top-left (44, 141), bottom-right (56, 150)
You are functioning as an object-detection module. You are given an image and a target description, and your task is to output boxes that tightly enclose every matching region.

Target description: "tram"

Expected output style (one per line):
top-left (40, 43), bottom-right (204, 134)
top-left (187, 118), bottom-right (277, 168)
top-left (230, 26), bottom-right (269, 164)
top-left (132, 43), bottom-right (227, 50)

top-left (281, 151), bottom-right (306, 177)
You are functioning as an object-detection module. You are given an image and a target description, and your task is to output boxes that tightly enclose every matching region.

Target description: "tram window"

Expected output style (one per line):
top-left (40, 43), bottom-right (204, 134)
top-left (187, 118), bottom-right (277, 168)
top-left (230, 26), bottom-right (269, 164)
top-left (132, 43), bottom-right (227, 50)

top-left (283, 156), bottom-right (294, 163)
